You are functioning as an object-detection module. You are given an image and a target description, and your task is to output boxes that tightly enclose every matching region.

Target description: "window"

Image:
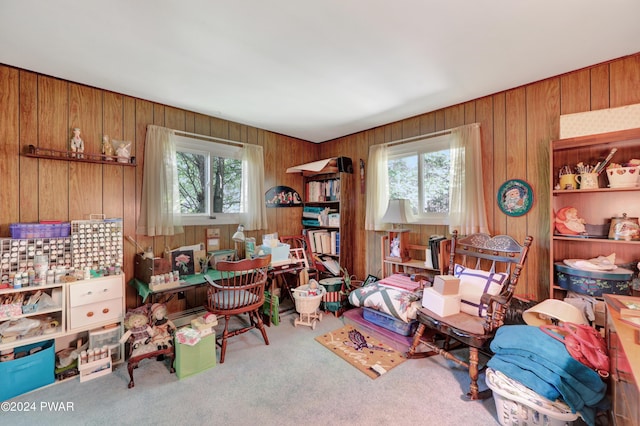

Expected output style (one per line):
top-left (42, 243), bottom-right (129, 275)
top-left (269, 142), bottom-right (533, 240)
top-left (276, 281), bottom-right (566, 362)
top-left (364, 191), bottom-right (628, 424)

top-left (387, 134), bottom-right (451, 224)
top-left (175, 135), bottom-right (242, 225)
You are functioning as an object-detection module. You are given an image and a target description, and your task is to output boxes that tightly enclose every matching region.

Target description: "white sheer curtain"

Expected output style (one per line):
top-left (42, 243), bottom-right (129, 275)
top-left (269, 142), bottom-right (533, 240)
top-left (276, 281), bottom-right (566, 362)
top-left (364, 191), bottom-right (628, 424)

top-left (364, 144), bottom-right (391, 231)
top-left (240, 144), bottom-right (267, 231)
top-left (137, 125), bottom-right (183, 237)
top-left (449, 123), bottom-right (489, 235)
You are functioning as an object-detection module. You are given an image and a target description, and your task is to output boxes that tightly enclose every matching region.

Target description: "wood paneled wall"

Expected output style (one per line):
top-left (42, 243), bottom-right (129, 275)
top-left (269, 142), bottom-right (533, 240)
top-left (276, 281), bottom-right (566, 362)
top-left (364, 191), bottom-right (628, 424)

top-left (0, 66), bottom-right (318, 309)
top-left (1, 52), bottom-right (639, 306)
top-left (320, 52), bottom-right (640, 300)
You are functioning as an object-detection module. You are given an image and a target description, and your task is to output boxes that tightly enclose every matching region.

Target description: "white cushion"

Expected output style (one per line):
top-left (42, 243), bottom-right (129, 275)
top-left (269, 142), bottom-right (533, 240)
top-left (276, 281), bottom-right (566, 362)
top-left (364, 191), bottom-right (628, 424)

top-left (453, 264), bottom-right (508, 317)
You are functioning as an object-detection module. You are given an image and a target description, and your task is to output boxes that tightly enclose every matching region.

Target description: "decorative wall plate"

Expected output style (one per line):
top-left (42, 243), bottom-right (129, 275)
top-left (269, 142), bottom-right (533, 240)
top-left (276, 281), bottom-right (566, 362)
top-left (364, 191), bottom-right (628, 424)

top-left (265, 186), bottom-right (303, 207)
top-left (497, 179), bottom-right (533, 217)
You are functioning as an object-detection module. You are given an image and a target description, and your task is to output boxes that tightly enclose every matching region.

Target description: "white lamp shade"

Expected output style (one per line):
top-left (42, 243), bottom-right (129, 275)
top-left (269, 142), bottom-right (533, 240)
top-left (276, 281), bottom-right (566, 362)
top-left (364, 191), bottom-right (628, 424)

top-left (232, 225), bottom-right (245, 242)
top-left (381, 199), bottom-right (416, 224)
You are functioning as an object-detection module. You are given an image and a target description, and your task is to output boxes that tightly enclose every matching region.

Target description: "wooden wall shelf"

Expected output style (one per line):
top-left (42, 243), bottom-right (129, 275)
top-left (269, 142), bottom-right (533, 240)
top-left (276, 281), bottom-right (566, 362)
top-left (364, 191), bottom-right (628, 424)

top-left (23, 145), bottom-right (136, 167)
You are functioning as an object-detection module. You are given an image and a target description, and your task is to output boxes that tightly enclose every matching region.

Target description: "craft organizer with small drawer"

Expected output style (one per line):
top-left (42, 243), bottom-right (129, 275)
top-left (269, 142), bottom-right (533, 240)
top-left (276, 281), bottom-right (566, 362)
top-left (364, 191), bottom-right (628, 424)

top-left (70, 216), bottom-right (123, 271)
top-left (0, 237), bottom-right (72, 278)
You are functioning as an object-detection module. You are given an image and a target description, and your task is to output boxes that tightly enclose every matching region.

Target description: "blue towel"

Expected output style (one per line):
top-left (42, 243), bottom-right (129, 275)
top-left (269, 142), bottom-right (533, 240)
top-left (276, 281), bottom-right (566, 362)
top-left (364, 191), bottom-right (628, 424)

top-left (487, 325), bottom-right (608, 426)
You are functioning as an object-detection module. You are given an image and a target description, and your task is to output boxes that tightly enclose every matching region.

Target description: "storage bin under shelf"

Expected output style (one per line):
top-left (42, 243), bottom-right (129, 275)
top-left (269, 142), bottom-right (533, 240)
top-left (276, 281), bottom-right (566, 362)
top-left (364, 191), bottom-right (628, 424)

top-left (78, 348), bottom-right (112, 382)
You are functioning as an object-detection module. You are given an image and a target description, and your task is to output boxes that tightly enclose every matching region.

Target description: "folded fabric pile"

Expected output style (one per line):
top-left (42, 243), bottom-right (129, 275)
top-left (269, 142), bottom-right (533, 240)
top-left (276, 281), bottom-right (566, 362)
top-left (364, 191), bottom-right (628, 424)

top-left (348, 280), bottom-right (422, 322)
top-left (487, 325), bottom-right (608, 426)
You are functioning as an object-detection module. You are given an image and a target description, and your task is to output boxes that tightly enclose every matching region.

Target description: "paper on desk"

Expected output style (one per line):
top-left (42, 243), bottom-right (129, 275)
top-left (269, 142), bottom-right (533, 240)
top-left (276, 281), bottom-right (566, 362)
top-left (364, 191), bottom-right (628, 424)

top-left (177, 244), bottom-right (204, 252)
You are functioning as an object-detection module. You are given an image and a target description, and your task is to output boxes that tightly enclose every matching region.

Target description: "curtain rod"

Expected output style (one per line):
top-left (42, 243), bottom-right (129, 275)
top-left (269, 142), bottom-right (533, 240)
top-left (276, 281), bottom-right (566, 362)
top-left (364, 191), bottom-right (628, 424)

top-left (173, 130), bottom-right (246, 148)
top-left (384, 122), bottom-right (479, 147)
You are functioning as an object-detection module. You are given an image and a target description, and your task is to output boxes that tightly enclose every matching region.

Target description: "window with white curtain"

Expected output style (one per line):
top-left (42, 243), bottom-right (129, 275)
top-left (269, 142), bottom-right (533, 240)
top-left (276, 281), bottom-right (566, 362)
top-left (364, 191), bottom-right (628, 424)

top-left (387, 134), bottom-right (451, 225)
top-left (365, 123), bottom-right (488, 235)
top-left (175, 135), bottom-right (243, 225)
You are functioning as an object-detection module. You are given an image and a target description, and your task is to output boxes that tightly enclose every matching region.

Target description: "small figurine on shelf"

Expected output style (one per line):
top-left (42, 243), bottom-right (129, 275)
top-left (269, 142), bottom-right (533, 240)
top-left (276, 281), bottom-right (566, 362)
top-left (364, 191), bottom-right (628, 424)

top-left (555, 206), bottom-right (586, 235)
top-left (70, 128), bottom-right (85, 158)
top-left (114, 140), bottom-right (132, 164)
top-left (102, 135), bottom-right (115, 160)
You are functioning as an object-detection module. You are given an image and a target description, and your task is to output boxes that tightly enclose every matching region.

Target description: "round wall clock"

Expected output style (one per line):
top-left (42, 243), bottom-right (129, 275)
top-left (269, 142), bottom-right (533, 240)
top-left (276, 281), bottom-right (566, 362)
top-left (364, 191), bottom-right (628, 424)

top-left (497, 179), bottom-right (533, 217)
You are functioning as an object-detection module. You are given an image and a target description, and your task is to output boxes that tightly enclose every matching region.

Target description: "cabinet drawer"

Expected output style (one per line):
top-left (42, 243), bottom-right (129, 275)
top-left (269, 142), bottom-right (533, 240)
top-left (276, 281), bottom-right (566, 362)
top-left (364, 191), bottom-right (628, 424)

top-left (69, 297), bottom-right (122, 329)
top-left (69, 276), bottom-right (123, 308)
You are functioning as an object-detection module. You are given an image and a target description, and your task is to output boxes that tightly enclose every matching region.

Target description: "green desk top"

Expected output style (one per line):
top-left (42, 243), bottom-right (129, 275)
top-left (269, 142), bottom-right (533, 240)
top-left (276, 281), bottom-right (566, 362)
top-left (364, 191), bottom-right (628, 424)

top-left (129, 269), bottom-right (224, 303)
top-left (129, 262), bottom-right (303, 303)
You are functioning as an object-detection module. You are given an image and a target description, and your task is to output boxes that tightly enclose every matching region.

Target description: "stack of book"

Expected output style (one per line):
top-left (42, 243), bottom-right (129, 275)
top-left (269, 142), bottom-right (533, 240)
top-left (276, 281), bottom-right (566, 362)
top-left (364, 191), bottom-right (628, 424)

top-left (305, 179), bottom-right (341, 202)
top-left (605, 294), bottom-right (640, 328)
top-left (306, 229), bottom-right (339, 256)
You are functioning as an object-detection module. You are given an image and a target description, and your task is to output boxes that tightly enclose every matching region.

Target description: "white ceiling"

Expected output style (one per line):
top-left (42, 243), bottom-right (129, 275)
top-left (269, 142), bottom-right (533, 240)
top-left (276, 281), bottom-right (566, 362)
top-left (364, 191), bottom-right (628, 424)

top-left (1, 1), bottom-right (639, 143)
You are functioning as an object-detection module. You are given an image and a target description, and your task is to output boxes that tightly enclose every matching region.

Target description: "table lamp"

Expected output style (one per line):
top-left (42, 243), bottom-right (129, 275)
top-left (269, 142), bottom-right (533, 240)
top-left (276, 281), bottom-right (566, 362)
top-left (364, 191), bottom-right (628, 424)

top-left (232, 225), bottom-right (245, 259)
top-left (381, 199), bottom-right (415, 262)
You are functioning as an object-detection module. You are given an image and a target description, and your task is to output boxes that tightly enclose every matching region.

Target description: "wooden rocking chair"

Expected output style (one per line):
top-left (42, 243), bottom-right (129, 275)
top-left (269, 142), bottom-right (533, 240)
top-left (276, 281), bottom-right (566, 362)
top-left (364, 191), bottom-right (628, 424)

top-left (406, 230), bottom-right (533, 400)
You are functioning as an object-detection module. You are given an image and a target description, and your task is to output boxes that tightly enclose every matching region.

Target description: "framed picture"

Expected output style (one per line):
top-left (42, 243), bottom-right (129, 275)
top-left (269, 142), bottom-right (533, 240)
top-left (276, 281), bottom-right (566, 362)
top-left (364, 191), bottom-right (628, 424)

top-left (363, 274), bottom-right (379, 286)
top-left (171, 249), bottom-right (195, 276)
top-left (497, 179), bottom-right (534, 217)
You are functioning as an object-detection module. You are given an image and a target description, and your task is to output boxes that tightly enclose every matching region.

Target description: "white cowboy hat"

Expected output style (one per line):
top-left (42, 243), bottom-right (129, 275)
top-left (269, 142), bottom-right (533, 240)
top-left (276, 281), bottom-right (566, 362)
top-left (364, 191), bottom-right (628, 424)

top-left (523, 298), bottom-right (588, 326)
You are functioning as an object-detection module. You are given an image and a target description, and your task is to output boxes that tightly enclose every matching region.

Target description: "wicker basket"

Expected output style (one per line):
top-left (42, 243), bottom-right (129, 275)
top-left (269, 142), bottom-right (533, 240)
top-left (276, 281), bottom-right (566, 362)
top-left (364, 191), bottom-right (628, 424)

top-left (292, 284), bottom-right (326, 314)
top-left (486, 368), bottom-right (579, 426)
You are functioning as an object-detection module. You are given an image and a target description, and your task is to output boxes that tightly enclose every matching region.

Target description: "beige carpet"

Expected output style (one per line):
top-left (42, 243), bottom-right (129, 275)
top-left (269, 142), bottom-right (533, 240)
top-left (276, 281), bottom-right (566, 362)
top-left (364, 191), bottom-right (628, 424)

top-left (315, 324), bottom-right (406, 379)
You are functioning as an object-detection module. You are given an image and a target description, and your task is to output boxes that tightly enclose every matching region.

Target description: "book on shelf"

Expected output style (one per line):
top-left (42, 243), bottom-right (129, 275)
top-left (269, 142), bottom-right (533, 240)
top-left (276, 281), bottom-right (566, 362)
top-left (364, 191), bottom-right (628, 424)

top-left (330, 231), bottom-right (337, 256)
top-left (305, 179), bottom-right (341, 202)
top-left (320, 256), bottom-right (341, 276)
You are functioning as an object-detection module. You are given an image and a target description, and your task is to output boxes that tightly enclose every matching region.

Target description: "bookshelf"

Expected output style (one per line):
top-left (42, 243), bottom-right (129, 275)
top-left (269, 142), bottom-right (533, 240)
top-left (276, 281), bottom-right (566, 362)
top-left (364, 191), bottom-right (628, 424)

top-left (302, 171), bottom-right (354, 277)
top-left (380, 237), bottom-right (448, 278)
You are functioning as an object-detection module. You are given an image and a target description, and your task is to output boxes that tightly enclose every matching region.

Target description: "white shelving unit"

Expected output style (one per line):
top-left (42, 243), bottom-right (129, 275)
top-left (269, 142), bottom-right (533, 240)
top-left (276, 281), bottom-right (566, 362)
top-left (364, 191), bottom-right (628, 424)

top-left (0, 282), bottom-right (66, 352)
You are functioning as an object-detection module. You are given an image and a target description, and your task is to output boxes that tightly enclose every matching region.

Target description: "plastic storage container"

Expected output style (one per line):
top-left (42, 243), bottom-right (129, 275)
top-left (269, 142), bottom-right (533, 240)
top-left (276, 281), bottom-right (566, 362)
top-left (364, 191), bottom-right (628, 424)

top-left (9, 222), bottom-right (71, 239)
top-left (362, 307), bottom-right (417, 336)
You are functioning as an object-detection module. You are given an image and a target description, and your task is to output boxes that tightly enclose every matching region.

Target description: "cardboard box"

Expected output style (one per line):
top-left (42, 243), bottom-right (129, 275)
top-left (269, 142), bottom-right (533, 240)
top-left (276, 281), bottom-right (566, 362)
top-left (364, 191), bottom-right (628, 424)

top-left (421, 287), bottom-right (461, 317)
top-left (175, 333), bottom-right (216, 379)
top-left (432, 275), bottom-right (460, 295)
top-left (134, 254), bottom-right (171, 284)
top-left (259, 243), bottom-right (290, 263)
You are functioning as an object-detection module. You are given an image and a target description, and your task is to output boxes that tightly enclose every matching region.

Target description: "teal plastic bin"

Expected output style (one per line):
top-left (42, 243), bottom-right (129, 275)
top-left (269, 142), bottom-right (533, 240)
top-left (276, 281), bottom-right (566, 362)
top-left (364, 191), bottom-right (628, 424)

top-left (0, 340), bottom-right (55, 401)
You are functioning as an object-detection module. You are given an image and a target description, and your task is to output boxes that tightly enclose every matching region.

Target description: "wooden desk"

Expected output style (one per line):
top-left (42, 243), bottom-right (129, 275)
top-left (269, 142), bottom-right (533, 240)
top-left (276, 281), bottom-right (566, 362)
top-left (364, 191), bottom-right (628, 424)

top-left (129, 270), bottom-right (224, 304)
top-left (264, 262), bottom-right (306, 326)
top-left (604, 295), bottom-right (640, 426)
top-left (129, 271), bottom-right (226, 325)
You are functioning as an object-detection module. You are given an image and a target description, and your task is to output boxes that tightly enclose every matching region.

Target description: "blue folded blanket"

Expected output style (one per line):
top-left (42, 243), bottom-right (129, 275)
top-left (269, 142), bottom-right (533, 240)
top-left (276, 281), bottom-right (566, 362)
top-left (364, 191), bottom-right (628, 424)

top-left (487, 325), bottom-right (608, 426)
